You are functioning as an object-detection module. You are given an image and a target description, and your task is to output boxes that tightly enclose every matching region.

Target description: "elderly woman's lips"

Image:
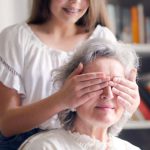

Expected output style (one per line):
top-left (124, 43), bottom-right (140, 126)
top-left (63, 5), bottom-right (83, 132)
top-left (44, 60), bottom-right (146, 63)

top-left (95, 105), bottom-right (114, 109)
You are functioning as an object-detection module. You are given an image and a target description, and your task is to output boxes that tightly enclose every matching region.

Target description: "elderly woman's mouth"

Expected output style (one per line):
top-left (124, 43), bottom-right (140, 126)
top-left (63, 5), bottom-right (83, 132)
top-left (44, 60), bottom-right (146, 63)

top-left (95, 105), bottom-right (115, 110)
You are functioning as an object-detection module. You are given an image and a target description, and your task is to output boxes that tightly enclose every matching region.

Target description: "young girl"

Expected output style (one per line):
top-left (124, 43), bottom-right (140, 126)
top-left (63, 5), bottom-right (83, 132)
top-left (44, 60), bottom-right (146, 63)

top-left (0, 0), bottom-right (140, 149)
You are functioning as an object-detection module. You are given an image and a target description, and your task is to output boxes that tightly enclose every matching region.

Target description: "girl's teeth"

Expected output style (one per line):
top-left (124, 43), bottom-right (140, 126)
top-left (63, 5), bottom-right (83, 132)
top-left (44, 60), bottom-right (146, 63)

top-left (65, 8), bottom-right (80, 13)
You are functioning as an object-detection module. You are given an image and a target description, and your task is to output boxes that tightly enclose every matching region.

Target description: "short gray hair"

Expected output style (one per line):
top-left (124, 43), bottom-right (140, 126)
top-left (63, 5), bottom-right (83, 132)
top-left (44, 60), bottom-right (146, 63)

top-left (54, 38), bottom-right (139, 135)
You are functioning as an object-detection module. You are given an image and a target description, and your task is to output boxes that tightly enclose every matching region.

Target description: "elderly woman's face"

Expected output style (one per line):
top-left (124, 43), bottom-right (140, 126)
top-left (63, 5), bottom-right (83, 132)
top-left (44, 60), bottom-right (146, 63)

top-left (76, 57), bottom-right (125, 128)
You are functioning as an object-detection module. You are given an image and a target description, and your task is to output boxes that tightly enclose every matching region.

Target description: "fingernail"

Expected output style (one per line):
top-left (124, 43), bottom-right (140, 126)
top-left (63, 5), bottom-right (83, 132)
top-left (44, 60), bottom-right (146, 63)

top-left (113, 77), bottom-right (120, 82)
top-left (112, 87), bottom-right (117, 93)
top-left (109, 81), bottom-right (114, 86)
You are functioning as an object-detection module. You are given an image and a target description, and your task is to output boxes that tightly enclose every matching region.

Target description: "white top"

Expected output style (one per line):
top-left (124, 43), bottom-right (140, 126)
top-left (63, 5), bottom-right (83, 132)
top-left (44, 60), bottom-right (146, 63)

top-left (19, 129), bottom-right (141, 150)
top-left (0, 23), bottom-right (116, 130)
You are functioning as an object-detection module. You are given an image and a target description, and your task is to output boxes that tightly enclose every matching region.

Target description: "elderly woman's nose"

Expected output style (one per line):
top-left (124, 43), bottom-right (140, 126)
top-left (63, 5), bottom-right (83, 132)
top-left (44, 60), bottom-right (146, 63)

top-left (100, 86), bottom-right (114, 100)
top-left (69, 0), bottom-right (82, 3)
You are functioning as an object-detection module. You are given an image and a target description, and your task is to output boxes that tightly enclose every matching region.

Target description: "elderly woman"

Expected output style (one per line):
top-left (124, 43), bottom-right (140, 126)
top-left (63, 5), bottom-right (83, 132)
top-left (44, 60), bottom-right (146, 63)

top-left (19, 38), bottom-right (141, 150)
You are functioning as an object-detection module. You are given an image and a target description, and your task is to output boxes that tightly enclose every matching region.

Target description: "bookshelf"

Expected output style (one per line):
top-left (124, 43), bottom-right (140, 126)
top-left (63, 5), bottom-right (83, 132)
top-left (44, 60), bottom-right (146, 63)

top-left (107, 1), bottom-right (150, 149)
top-left (125, 121), bottom-right (150, 129)
top-left (107, 0), bottom-right (150, 44)
top-left (131, 44), bottom-right (150, 54)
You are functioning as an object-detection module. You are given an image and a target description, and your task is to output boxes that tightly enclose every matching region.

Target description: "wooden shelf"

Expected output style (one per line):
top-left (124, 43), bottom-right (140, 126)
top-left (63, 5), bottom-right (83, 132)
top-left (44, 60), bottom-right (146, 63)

top-left (129, 44), bottom-right (150, 54)
top-left (124, 121), bottom-right (150, 129)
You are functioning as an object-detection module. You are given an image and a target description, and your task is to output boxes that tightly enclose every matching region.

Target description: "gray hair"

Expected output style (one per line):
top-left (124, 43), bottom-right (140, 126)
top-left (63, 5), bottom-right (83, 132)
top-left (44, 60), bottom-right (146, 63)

top-left (54, 38), bottom-right (139, 135)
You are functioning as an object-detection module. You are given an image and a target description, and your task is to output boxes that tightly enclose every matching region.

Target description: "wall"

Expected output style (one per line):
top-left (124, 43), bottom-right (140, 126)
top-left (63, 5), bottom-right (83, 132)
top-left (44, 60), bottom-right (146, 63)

top-left (0, 0), bottom-right (32, 31)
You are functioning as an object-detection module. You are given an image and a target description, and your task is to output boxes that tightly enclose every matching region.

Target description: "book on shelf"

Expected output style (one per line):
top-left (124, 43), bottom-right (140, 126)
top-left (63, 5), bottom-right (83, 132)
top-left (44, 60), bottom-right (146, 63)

top-left (120, 7), bottom-right (132, 43)
top-left (131, 6), bottom-right (140, 43)
top-left (138, 4), bottom-right (145, 43)
top-left (139, 99), bottom-right (150, 120)
top-left (137, 79), bottom-right (150, 120)
top-left (107, 4), bottom-right (121, 40)
top-left (131, 98), bottom-right (150, 122)
top-left (138, 81), bottom-right (150, 108)
top-left (145, 17), bottom-right (150, 43)
top-left (107, 3), bottom-right (150, 44)
top-left (107, 4), bottom-right (117, 35)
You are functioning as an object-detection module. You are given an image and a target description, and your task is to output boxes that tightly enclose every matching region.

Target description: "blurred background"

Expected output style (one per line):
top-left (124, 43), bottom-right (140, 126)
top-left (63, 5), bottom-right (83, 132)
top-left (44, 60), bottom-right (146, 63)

top-left (0, 0), bottom-right (32, 31)
top-left (0, 0), bottom-right (150, 149)
top-left (107, 1), bottom-right (150, 150)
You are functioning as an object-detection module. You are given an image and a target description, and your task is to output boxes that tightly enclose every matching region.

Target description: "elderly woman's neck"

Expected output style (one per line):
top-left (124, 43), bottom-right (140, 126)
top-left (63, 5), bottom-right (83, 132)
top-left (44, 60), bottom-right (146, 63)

top-left (72, 120), bottom-right (109, 142)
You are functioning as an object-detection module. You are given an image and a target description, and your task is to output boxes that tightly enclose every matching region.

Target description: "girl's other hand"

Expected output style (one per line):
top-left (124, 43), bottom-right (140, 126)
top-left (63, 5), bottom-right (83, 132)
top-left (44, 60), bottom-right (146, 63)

top-left (110, 69), bottom-right (140, 114)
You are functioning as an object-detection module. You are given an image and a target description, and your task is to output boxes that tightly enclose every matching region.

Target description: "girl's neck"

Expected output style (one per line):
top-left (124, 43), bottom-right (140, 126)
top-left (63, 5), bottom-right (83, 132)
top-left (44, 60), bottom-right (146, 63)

top-left (29, 20), bottom-right (89, 52)
top-left (42, 20), bottom-right (79, 38)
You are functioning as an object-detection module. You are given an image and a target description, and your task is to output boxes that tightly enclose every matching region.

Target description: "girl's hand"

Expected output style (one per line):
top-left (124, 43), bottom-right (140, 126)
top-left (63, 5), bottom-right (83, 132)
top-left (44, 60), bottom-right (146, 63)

top-left (110, 69), bottom-right (140, 114)
top-left (57, 63), bottom-right (110, 110)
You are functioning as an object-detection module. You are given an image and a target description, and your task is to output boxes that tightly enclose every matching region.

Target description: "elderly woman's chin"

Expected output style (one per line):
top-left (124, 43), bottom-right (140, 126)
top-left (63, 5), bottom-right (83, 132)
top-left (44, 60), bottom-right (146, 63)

top-left (98, 107), bottom-right (123, 124)
top-left (94, 111), bottom-right (123, 128)
top-left (77, 102), bottom-right (124, 129)
top-left (76, 103), bottom-right (124, 129)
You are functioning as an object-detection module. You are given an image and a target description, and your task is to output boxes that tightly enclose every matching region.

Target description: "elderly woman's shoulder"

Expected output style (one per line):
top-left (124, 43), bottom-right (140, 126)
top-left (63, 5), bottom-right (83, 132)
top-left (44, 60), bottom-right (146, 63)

top-left (26, 128), bottom-right (68, 143)
top-left (18, 129), bottom-right (70, 150)
top-left (112, 136), bottom-right (141, 150)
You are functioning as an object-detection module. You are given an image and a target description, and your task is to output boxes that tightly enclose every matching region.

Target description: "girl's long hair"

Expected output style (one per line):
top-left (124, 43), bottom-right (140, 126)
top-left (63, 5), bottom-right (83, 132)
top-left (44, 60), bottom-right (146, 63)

top-left (28, 0), bottom-right (111, 31)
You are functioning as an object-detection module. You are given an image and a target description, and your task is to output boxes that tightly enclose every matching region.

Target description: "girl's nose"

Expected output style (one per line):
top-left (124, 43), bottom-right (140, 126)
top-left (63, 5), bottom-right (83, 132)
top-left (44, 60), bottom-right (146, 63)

top-left (100, 86), bottom-right (114, 100)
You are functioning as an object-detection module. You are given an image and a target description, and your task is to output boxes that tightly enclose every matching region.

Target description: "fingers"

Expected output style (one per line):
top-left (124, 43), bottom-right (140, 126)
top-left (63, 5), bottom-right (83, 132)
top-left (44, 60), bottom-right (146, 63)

top-left (79, 90), bottom-right (103, 104)
top-left (111, 77), bottom-right (137, 90)
top-left (112, 87), bottom-right (133, 105)
top-left (71, 77), bottom-right (109, 99)
top-left (69, 71), bottom-right (110, 92)
top-left (112, 87), bottom-right (137, 113)
top-left (109, 76), bottom-right (140, 114)
top-left (68, 63), bottom-right (83, 79)
top-left (110, 81), bottom-right (136, 98)
top-left (117, 96), bottom-right (132, 111)
top-left (79, 77), bottom-right (110, 89)
top-left (81, 82), bottom-right (108, 95)
top-left (68, 63), bottom-right (107, 82)
top-left (110, 78), bottom-right (139, 104)
top-left (128, 68), bottom-right (137, 82)
top-left (77, 72), bottom-right (106, 82)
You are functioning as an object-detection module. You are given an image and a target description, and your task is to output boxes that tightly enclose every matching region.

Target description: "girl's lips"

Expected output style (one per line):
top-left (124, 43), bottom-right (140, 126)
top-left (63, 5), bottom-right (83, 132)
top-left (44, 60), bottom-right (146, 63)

top-left (63, 7), bottom-right (81, 14)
